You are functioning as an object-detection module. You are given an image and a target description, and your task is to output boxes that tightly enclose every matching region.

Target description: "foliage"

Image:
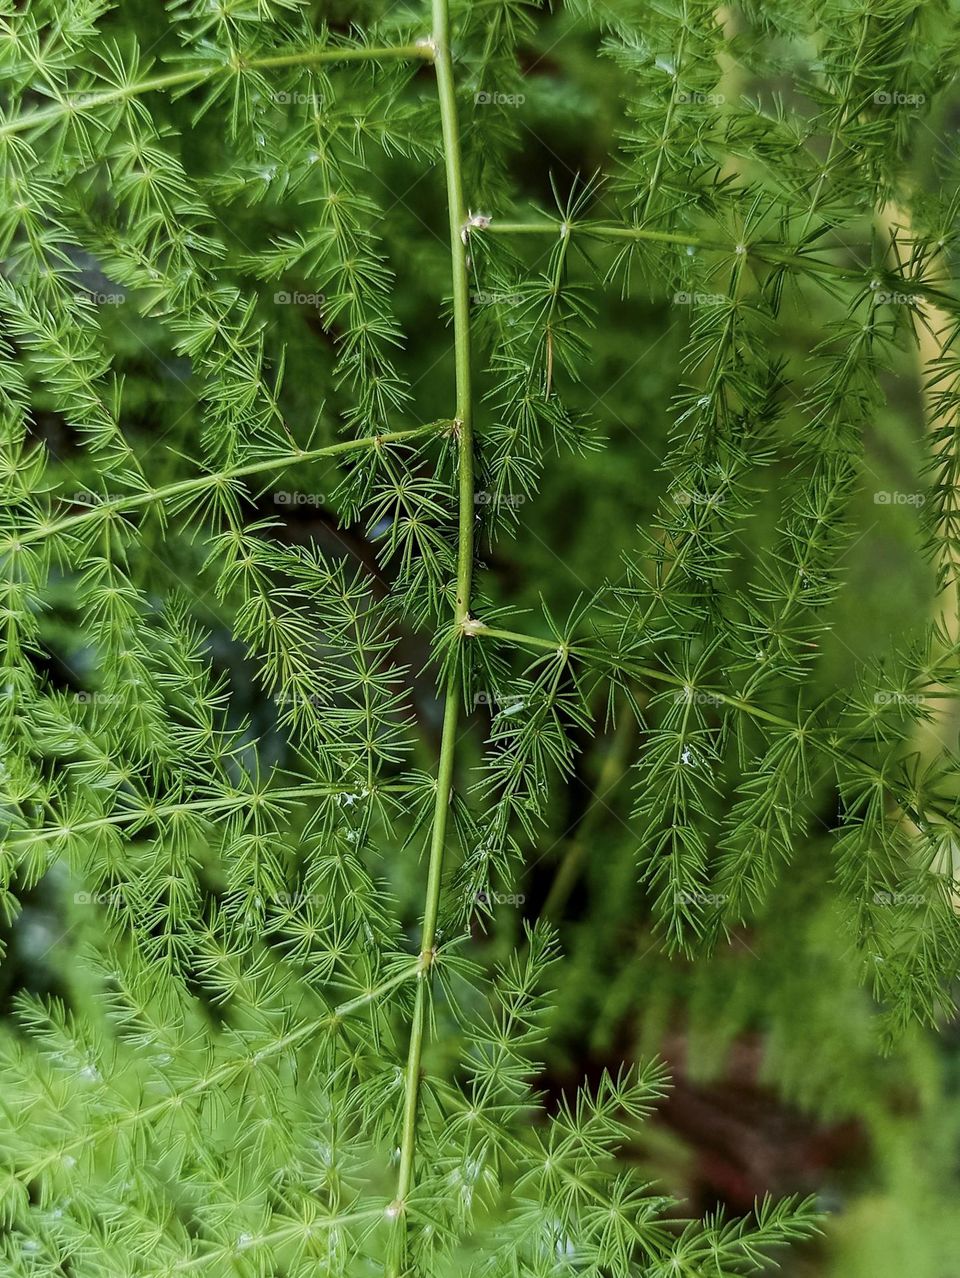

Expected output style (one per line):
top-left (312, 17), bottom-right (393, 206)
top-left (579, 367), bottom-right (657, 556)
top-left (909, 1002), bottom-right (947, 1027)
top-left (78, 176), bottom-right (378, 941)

top-left (0, 0), bottom-right (958, 1274)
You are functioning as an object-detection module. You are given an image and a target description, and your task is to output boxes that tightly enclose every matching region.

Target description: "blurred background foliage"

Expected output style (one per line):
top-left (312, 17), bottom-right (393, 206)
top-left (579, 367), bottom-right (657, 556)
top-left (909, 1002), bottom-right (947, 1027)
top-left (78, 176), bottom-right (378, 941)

top-left (4, 1), bottom-right (959, 1274)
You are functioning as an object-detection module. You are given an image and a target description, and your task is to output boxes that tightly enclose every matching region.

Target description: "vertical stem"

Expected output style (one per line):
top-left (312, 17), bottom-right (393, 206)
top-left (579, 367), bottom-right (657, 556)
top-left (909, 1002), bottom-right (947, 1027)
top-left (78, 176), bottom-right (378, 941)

top-left (433, 0), bottom-right (476, 633)
top-left (389, 0), bottom-right (474, 1266)
top-left (799, 11), bottom-right (870, 239)
top-left (640, 0), bottom-right (688, 224)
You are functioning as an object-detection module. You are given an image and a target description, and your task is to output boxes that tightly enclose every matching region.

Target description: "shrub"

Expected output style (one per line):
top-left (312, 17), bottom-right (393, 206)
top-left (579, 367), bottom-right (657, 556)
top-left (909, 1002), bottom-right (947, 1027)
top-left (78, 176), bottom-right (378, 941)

top-left (1, 0), bottom-right (958, 1274)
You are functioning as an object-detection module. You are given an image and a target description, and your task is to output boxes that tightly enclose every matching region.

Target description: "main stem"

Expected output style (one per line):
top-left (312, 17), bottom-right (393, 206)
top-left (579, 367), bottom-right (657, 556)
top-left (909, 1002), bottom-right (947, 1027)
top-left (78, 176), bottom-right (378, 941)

top-left (390, 0), bottom-right (474, 1263)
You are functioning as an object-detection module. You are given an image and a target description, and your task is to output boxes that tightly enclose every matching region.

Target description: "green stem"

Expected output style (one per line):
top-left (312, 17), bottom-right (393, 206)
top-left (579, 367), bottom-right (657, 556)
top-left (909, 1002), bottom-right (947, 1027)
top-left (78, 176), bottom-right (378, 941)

top-left (640, 0), bottom-right (689, 222)
top-left (483, 220), bottom-right (704, 247)
top-left (476, 624), bottom-right (960, 839)
top-left (479, 220), bottom-right (960, 312)
top-left (174, 1211), bottom-right (384, 1272)
top-left (8, 782), bottom-right (413, 849)
top-left (475, 625), bottom-right (563, 654)
top-left (479, 623), bottom-right (801, 728)
top-left (799, 11), bottom-right (871, 239)
top-left (391, 0), bottom-right (474, 1255)
top-left (11, 422), bottom-right (448, 549)
top-left (333, 962), bottom-right (421, 1019)
top-left (33, 1012), bottom-right (340, 1178)
top-left (0, 43), bottom-right (435, 138)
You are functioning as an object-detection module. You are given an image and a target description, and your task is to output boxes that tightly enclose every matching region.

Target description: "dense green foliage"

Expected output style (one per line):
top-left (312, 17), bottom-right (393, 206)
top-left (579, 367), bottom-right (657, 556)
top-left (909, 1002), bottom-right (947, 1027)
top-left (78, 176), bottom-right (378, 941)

top-left (1, 0), bottom-right (960, 1274)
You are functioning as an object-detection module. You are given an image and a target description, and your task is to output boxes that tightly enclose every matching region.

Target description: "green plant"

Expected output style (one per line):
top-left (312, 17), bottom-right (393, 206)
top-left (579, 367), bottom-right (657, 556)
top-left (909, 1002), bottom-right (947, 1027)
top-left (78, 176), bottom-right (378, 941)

top-left (1, 0), bottom-right (959, 1274)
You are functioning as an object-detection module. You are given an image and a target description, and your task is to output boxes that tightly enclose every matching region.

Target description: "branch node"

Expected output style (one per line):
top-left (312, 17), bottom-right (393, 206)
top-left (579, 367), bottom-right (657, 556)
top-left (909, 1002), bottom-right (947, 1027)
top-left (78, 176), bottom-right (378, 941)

top-left (461, 211), bottom-right (491, 243)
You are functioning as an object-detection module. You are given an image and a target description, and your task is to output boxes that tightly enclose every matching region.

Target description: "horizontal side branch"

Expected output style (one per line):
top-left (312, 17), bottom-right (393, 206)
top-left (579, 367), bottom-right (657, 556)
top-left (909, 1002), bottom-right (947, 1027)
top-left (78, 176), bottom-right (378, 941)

top-left (8, 421), bottom-right (451, 550)
top-left (4, 780), bottom-right (415, 849)
top-left (471, 623), bottom-right (960, 840)
top-left (479, 219), bottom-right (960, 313)
top-left (0, 42), bottom-right (436, 139)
